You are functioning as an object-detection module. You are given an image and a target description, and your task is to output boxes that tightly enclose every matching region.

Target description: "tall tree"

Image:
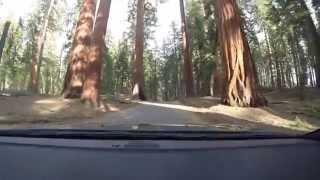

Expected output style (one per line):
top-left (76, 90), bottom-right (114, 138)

top-left (215, 0), bottom-right (267, 107)
top-left (132, 0), bottom-right (146, 100)
top-left (63, 0), bottom-right (96, 98)
top-left (179, 0), bottom-right (194, 97)
top-left (298, 0), bottom-right (320, 88)
top-left (81, 0), bottom-right (111, 107)
top-left (30, 0), bottom-right (55, 93)
top-left (0, 21), bottom-right (11, 63)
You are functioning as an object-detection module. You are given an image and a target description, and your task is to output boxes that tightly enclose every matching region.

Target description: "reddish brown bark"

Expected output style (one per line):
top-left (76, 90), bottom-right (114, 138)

top-left (132, 0), bottom-right (146, 100)
top-left (63, 0), bottom-right (96, 98)
top-left (81, 0), bottom-right (111, 107)
top-left (179, 0), bottom-right (194, 97)
top-left (215, 0), bottom-right (267, 107)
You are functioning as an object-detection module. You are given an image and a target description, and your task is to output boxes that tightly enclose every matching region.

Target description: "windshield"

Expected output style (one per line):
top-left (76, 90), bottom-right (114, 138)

top-left (0, 0), bottom-right (319, 135)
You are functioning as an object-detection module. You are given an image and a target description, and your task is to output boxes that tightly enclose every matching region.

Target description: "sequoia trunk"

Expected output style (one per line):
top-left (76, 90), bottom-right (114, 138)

top-left (81, 0), bottom-right (111, 107)
top-left (63, 0), bottom-right (96, 98)
top-left (132, 0), bottom-right (146, 100)
top-left (179, 0), bottom-right (194, 97)
top-left (215, 0), bottom-right (267, 107)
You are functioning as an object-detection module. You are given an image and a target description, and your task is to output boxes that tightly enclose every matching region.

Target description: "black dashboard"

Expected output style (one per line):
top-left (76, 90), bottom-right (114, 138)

top-left (0, 136), bottom-right (319, 180)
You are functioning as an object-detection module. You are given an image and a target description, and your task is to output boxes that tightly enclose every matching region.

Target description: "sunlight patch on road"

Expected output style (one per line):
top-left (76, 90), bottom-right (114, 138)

top-left (136, 101), bottom-right (318, 132)
top-left (34, 99), bottom-right (62, 104)
top-left (105, 104), bottom-right (120, 112)
top-left (136, 101), bottom-right (209, 113)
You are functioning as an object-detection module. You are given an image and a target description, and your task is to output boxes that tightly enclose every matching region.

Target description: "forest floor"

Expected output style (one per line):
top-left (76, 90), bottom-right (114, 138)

top-left (0, 88), bottom-right (319, 134)
top-left (179, 88), bottom-right (320, 134)
top-left (0, 94), bottom-right (135, 129)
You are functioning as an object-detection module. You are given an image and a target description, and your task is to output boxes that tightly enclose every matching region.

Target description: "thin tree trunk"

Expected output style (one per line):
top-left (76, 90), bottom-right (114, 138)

top-left (288, 32), bottom-right (300, 87)
top-left (81, 0), bottom-right (111, 107)
top-left (30, 0), bottom-right (55, 93)
top-left (215, 0), bottom-right (267, 107)
top-left (179, 0), bottom-right (194, 97)
top-left (285, 58), bottom-right (293, 88)
top-left (63, 0), bottom-right (96, 98)
top-left (295, 35), bottom-right (307, 100)
top-left (0, 21), bottom-right (11, 63)
top-left (195, 58), bottom-right (200, 96)
top-left (275, 59), bottom-right (282, 89)
top-left (309, 62), bottom-right (315, 87)
top-left (263, 28), bottom-right (275, 88)
top-left (132, 0), bottom-right (146, 100)
top-left (57, 45), bottom-right (65, 82)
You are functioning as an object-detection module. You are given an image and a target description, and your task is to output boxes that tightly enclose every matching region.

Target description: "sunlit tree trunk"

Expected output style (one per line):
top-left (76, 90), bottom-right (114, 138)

top-left (132, 0), bottom-right (146, 100)
top-left (179, 0), bottom-right (194, 97)
top-left (215, 0), bottom-right (267, 107)
top-left (81, 0), bottom-right (111, 107)
top-left (30, 0), bottom-right (55, 93)
top-left (63, 0), bottom-right (96, 98)
top-left (0, 21), bottom-right (11, 63)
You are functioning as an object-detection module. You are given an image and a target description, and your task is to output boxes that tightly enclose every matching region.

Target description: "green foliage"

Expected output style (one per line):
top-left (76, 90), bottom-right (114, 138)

top-left (187, 0), bottom-right (215, 96)
top-left (113, 40), bottom-right (131, 94)
top-left (158, 22), bottom-right (182, 100)
top-left (1, 0), bottom-right (319, 100)
top-left (126, 0), bottom-right (158, 47)
top-left (102, 50), bottom-right (115, 94)
top-left (0, 21), bottom-right (25, 90)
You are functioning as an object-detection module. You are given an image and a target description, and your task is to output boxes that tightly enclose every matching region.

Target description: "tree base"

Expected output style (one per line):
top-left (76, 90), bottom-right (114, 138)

top-left (222, 94), bottom-right (268, 107)
top-left (62, 87), bottom-right (82, 99)
top-left (132, 83), bottom-right (147, 101)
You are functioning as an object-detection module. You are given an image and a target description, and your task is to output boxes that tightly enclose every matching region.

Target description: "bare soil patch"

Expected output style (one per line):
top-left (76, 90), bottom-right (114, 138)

top-left (180, 88), bottom-right (320, 133)
top-left (0, 95), bottom-right (135, 128)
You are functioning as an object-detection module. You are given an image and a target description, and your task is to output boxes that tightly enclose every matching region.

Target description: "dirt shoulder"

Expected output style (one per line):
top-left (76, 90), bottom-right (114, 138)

top-left (180, 89), bottom-right (320, 134)
top-left (0, 95), bottom-right (135, 128)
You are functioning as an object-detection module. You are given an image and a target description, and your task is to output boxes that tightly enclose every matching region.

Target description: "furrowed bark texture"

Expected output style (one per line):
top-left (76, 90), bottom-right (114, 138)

top-left (63, 0), bottom-right (96, 98)
top-left (215, 0), bottom-right (267, 107)
top-left (132, 0), bottom-right (146, 100)
top-left (179, 0), bottom-right (195, 97)
top-left (81, 0), bottom-right (111, 107)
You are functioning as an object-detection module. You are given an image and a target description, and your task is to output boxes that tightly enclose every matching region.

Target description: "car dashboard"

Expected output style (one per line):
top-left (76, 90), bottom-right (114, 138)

top-left (0, 136), bottom-right (319, 180)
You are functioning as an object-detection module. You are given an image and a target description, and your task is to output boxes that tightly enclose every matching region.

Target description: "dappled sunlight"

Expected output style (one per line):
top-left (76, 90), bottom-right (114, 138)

top-left (137, 101), bottom-right (209, 113)
top-left (32, 98), bottom-right (71, 116)
top-left (211, 105), bottom-right (317, 131)
top-left (0, 95), bottom-right (137, 128)
top-left (137, 100), bottom-right (318, 132)
top-left (105, 103), bottom-right (120, 112)
top-left (34, 98), bottom-right (70, 104)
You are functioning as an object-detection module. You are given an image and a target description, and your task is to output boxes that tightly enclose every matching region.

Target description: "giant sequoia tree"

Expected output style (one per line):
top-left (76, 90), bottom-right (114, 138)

top-left (63, 0), bottom-right (111, 107)
top-left (81, 0), bottom-right (111, 106)
top-left (63, 0), bottom-right (96, 98)
top-left (179, 0), bottom-right (194, 97)
top-left (215, 0), bottom-right (267, 107)
top-left (132, 0), bottom-right (146, 100)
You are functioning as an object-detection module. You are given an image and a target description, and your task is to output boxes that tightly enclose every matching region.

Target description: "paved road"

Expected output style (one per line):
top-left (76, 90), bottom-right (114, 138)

top-left (51, 101), bottom-right (212, 130)
top-left (8, 101), bottom-right (299, 134)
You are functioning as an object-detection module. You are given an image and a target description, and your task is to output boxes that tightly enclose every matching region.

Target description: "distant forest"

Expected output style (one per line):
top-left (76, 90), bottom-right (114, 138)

top-left (0, 0), bottom-right (319, 107)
